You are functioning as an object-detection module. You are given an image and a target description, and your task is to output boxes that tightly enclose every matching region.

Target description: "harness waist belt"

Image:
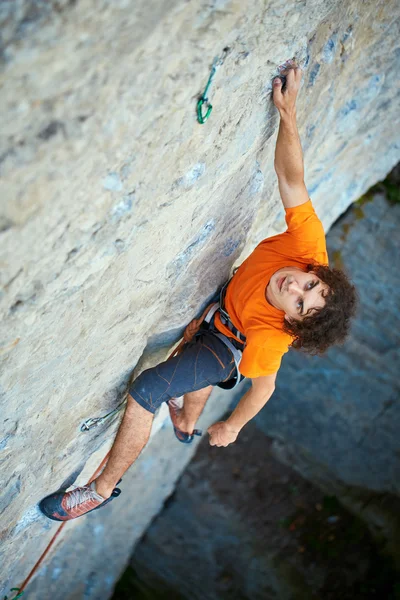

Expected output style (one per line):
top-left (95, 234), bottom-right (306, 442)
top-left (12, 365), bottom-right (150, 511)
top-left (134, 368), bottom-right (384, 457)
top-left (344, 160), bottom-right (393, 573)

top-left (212, 332), bottom-right (243, 372)
top-left (203, 300), bottom-right (245, 389)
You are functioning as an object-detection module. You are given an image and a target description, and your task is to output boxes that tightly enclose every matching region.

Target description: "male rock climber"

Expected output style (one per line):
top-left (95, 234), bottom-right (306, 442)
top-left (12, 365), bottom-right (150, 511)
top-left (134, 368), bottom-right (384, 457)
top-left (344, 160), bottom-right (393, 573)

top-left (40, 66), bottom-right (357, 521)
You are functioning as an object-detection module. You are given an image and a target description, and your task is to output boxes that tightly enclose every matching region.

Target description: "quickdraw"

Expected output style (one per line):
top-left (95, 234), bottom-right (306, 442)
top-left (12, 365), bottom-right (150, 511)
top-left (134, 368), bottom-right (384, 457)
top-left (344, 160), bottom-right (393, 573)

top-left (3, 588), bottom-right (24, 600)
top-left (197, 47), bottom-right (230, 124)
top-left (80, 401), bottom-right (126, 432)
top-left (80, 339), bottom-right (185, 433)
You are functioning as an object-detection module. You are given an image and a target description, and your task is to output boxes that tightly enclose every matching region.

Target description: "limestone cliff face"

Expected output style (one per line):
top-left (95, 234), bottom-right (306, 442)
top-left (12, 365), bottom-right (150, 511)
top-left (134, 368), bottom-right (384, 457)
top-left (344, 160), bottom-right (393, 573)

top-left (0, 0), bottom-right (399, 597)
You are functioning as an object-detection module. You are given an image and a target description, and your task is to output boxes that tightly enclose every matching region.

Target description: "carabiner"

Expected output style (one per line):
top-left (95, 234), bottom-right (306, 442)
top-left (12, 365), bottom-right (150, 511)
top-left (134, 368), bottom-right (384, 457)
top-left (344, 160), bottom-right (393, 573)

top-left (197, 97), bottom-right (213, 124)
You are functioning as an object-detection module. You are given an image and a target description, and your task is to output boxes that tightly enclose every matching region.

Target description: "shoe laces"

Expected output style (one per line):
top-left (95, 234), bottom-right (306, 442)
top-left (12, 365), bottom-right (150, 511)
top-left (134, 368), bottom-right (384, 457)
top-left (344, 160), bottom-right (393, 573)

top-left (66, 483), bottom-right (103, 510)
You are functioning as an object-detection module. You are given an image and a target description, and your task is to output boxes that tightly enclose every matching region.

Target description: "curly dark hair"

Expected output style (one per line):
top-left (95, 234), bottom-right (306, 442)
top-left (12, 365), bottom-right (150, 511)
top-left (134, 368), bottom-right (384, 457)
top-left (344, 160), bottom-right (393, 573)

top-left (283, 264), bottom-right (357, 354)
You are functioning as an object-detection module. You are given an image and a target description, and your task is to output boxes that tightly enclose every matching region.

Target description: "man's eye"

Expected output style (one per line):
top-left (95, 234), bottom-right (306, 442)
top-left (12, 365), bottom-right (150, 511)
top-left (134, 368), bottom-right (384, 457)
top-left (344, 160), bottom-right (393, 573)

top-left (297, 298), bottom-right (303, 312)
top-left (307, 281), bottom-right (316, 290)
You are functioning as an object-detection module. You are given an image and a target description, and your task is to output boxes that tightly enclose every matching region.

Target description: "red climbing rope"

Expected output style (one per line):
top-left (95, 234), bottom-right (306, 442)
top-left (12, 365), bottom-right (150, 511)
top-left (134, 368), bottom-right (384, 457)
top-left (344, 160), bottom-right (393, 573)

top-left (18, 452), bottom-right (110, 593)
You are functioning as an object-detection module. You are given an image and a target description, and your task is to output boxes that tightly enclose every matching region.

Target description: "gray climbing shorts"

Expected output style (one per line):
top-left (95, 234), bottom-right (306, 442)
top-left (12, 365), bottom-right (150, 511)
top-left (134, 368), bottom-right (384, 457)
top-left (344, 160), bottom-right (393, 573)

top-left (129, 331), bottom-right (237, 414)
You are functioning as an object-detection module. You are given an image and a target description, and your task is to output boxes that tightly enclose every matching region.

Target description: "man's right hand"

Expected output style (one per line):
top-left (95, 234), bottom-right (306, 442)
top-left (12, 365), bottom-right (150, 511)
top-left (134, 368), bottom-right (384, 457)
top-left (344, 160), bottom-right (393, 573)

top-left (273, 65), bottom-right (302, 117)
top-left (207, 421), bottom-right (239, 447)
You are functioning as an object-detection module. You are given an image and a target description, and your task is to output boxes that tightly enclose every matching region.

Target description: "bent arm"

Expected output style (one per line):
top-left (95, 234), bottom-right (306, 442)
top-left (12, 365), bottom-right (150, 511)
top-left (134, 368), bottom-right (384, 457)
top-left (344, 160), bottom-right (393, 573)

top-left (226, 373), bottom-right (276, 432)
top-left (273, 67), bottom-right (309, 209)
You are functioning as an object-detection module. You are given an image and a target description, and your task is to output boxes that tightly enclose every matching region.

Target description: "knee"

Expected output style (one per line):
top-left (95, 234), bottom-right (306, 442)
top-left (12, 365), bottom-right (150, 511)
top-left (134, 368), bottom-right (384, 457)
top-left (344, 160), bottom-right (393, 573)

top-left (125, 394), bottom-right (154, 427)
top-left (126, 393), bottom-right (137, 410)
top-left (128, 370), bottom-right (159, 414)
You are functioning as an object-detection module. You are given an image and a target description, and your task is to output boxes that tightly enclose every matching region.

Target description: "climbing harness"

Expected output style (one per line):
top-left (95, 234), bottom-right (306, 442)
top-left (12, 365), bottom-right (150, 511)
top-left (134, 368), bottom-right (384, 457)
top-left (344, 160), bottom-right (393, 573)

top-left (202, 273), bottom-right (246, 390)
top-left (197, 47), bottom-right (230, 124)
top-left (218, 275), bottom-right (246, 344)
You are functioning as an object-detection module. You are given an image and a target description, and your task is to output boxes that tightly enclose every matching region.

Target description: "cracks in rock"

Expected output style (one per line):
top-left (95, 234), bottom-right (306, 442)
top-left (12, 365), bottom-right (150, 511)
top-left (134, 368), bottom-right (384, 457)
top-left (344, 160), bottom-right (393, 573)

top-left (59, 462), bottom-right (86, 491)
top-left (9, 280), bottom-right (44, 314)
top-left (355, 390), bottom-right (399, 450)
top-left (37, 120), bottom-right (67, 142)
top-left (3, 268), bottom-right (23, 290)
top-left (65, 246), bottom-right (80, 262)
top-left (105, 314), bottom-right (130, 332)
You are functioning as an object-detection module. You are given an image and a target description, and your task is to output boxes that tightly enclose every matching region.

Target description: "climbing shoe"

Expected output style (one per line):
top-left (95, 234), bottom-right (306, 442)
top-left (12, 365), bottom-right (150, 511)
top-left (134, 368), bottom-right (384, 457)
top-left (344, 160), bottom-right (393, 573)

top-left (39, 481), bottom-right (121, 521)
top-left (167, 398), bottom-right (202, 444)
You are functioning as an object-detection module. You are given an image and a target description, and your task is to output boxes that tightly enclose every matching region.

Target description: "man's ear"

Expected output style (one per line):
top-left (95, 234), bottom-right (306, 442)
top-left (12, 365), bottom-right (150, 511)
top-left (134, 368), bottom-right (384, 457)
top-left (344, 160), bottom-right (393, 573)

top-left (284, 313), bottom-right (294, 324)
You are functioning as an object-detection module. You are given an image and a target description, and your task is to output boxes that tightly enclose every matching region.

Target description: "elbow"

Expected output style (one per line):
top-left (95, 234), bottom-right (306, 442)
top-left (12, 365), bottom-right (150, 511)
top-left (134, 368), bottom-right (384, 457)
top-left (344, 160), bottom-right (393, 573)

top-left (274, 160), bottom-right (283, 178)
top-left (275, 169), bottom-right (305, 189)
top-left (274, 159), bottom-right (304, 184)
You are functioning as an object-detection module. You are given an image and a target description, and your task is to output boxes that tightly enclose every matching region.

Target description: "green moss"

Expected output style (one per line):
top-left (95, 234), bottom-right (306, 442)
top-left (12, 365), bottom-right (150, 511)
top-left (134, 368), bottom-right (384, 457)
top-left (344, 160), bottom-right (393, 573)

top-left (357, 171), bottom-right (400, 206)
top-left (381, 180), bottom-right (400, 205)
top-left (355, 191), bottom-right (375, 207)
top-left (341, 222), bottom-right (352, 240)
top-left (353, 205), bottom-right (365, 220)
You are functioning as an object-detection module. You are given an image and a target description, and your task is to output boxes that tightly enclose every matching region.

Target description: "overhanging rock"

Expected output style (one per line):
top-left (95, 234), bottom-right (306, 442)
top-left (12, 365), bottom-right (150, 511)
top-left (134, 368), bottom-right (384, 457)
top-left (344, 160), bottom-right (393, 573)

top-left (1, 0), bottom-right (399, 597)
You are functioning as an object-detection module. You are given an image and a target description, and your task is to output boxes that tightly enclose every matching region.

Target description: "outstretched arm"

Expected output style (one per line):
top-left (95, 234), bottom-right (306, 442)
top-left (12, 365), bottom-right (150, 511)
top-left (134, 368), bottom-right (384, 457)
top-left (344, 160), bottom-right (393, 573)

top-left (207, 374), bottom-right (276, 447)
top-left (273, 67), bottom-right (309, 209)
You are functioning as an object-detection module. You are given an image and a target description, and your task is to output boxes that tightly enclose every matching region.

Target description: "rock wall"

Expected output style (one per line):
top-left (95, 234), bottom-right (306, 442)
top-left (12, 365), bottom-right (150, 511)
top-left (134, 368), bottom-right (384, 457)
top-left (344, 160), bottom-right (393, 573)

top-left (1, 0), bottom-right (399, 597)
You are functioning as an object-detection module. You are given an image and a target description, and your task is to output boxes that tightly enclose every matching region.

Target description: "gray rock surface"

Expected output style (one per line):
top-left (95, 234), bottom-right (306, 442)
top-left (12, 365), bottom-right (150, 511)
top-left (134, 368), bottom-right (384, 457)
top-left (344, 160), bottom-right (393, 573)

top-left (1, 0), bottom-right (400, 597)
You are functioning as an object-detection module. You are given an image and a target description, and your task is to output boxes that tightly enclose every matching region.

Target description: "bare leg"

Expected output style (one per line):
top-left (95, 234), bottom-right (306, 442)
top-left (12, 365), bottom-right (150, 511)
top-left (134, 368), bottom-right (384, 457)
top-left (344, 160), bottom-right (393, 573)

top-left (174, 386), bottom-right (213, 434)
top-left (95, 395), bottom-right (153, 499)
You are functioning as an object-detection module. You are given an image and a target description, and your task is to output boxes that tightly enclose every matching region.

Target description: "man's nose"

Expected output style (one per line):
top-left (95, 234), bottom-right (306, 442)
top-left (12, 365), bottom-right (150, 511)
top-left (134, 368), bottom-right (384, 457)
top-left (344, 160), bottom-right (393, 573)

top-left (288, 280), bottom-right (302, 294)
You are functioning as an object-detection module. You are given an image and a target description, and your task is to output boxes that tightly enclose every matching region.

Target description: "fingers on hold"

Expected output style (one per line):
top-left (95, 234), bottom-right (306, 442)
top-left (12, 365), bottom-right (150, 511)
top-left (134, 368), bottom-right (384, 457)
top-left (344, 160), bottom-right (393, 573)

top-left (286, 68), bottom-right (295, 82)
top-left (294, 66), bottom-right (303, 80)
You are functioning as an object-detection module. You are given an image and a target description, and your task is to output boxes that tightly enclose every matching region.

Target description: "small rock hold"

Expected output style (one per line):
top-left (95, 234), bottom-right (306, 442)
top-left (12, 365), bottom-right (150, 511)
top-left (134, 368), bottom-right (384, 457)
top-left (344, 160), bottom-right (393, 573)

top-left (10, 299), bottom-right (24, 314)
top-left (0, 215), bottom-right (14, 233)
top-left (37, 120), bottom-right (65, 141)
top-left (66, 247), bottom-right (79, 261)
top-left (321, 34), bottom-right (338, 64)
top-left (110, 196), bottom-right (133, 222)
top-left (222, 238), bottom-right (240, 257)
top-left (173, 163), bottom-right (206, 190)
top-left (308, 63), bottom-right (320, 87)
top-left (114, 239), bottom-right (125, 252)
top-left (249, 168), bottom-right (264, 196)
top-left (102, 172), bottom-right (123, 192)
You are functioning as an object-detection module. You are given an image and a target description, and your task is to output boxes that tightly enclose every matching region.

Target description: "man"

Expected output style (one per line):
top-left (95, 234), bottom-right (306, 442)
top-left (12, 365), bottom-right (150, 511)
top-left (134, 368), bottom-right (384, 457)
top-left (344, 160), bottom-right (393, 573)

top-left (40, 66), bottom-right (357, 521)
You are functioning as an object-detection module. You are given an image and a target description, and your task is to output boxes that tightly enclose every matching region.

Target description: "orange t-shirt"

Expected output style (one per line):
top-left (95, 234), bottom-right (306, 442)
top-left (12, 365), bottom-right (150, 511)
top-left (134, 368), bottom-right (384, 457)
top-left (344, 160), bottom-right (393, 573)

top-left (214, 200), bottom-right (328, 378)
